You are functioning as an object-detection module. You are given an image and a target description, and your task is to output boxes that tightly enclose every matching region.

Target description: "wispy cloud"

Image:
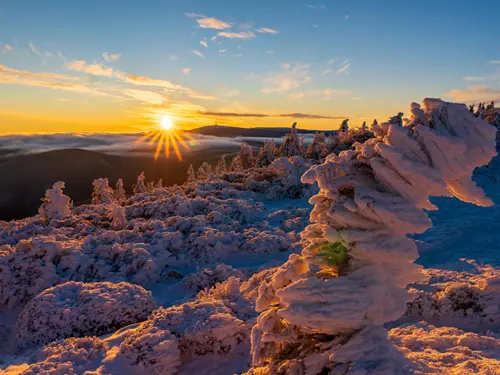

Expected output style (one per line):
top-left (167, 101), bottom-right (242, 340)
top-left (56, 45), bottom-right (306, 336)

top-left (29, 41), bottom-right (53, 57)
top-left (255, 27), bottom-right (278, 34)
top-left (289, 89), bottom-right (351, 99)
top-left (305, 4), bottom-right (326, 9)
top-left (102, 52), bottom-right (121, 62)
top-left (182, 68), bottom-right (192, 75)
top-left (462, 76), bottom-right (485, 82)
top-left (488, 60), bottom-right (500, 64)
top-left (194, 16), bottom-right (232, 29)
top-left (337, 62), bottom-right (350, 74)
top-left (3, 44), bottom-right (14, 52)
top-left (192, 50), bottom-right (205, 58)
top-left (200, 40), bottom-right (208, 48)
top-left (123, 88), bottom-right (165, 105)
top-left (0, 64), bottom-right (114, 97)
top-left (200, 110), bottom-right (344, 119)
top-left (219, 49), bottom-right (226, 53)
top-left (217, 31), bottom-right (256, 40)
top-left (444, 85), bottom-right (500, 103)
top-left (262, 63), bottom-right (311, 94)
top-left (66, 60), bottom-right (114, 77)
top-left (29, 41), bottom-right (43, 56)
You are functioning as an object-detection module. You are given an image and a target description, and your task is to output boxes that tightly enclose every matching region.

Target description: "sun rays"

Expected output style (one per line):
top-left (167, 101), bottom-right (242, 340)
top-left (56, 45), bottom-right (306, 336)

top-left (136, 115), bottom-right (197, 161)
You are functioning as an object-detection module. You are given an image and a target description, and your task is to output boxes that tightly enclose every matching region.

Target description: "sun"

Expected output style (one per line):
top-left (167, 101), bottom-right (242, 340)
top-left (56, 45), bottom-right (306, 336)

top-left (136, 114), bottom-right (198, 161)
top-left (161, 115), bottom-right (173, 130)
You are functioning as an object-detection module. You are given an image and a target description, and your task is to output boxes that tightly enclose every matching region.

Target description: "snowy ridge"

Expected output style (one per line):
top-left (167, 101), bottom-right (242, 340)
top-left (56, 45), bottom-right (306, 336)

top-left (1, 101), bottom-right (500, 374)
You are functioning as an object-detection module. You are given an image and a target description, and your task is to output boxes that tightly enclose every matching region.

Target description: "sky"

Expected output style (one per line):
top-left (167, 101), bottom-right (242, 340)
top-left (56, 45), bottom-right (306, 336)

top-left (0, 0), bottom-right (499, 135)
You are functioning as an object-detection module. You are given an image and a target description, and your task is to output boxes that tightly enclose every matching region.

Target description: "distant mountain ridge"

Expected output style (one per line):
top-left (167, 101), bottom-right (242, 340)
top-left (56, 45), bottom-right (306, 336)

top-left (188, 125), bottom-right (337, 138)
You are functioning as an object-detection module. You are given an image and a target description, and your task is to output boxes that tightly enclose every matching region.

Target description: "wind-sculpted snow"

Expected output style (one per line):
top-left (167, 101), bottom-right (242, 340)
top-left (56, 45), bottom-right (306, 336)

top-left (16, 281), bottom-right (156, 348)
top-left (184, 264), bottom-right (246, 292)
top-left (245, 99), bottom-right (498, 374)
top-left (120, 278), bottom-right (254, 374)
top-left (405, 264), bottom-right (500, 333)
top-left (16, 336), bottom-right (109, 375)
top-left (389, 322), bottom-right (500, 374)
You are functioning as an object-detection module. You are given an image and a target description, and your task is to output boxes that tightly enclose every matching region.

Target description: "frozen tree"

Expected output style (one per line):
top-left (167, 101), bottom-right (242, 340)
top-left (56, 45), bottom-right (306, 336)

top-left (133, 172), bottom-right (147, 194)
top-left (109, 203), bottom-right (127, 229)
top-left (339, 118), bottom-right (349, 132)
top-left (389, 111), bottom-right (404, 126)
top-left (229, 154), bottom-right (243, 172)
top-left (245, 99), bottom-right (497, 375)
top-left (372, 118), bottom-right (378, 126)
top-left (114, 178), bottom-right (127, 205)
top-left (186, 164), bottom-right (196, 183)
top-left (306, 132), bottom-right (327, 159)
top-left (197, 161), bottom-right (212, 180)
top-left (91, 178), bottom-right (115, 205)
top-left (361, 121), bottom-right (368, 131)
top-left (215, 157), bottom-right (227, 174)
top-left (269, 138), bottom-right (278, 156)
top-left (238, 143), bottom-right (254, 169)
top-left (299, 137), bottom-right (305, 156)
top-left (254, 140), bottom-right (275, 167)
top-left (279, 122), bottom-right (301, 157)
top-left (155, 178), bottom-right (163, 188)
top-left (38, 181), bottom-right (72, 221)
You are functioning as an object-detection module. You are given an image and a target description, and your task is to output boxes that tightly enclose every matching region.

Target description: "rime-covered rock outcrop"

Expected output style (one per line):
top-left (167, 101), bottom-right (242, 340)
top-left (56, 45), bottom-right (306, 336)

top-left (245, 99), bottom-right (497, 374)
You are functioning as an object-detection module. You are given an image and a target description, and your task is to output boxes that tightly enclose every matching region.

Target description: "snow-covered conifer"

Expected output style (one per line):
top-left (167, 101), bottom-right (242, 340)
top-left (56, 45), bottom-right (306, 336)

top-left (132, 172), bottom-right (147, 194)
top-left (339, 118), bottom-right (349, 132)
top-left (91, 178), bottom-right (115, 205)
top-left (238, 143), bottom-right (254, 169)
top-left (254, 140), bottom-right (275, 167)
top-left (214, 157), bottom-right (227, 175)
top-left (186, 164), bottom-right (196, 183)
top-left (38, 181), bottom-right (72, 220)
top-left (114, 178), bottom-right (127, 204)
top-left (109, 203), bottom-right (127, 229)
top-left (246, 99), bottom-right (498, 374)
top-left (306, 132), bottom-right (327, 159)
top-left (229, 155), bottom-right (243, 172)
top-left (279, 122), bottom-right (301, 157)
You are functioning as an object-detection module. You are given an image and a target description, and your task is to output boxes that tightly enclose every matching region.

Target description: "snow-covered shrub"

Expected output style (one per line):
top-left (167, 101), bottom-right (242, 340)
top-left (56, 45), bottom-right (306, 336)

top-left (38, 181), bottom-right (72, 221)
top-left (120, 298), bottom-right (248, 374)
top-left (18, 336), bottom-right (109, 375)
top-left (133, 172), bottom-right (147, 194)
top-left (16, 281), bottom-right (156, 348)
top-left (245, 99), bottom-right (498, 374)
top-left (0, 237), bottom-right (79, 309)
top-left (91, 178), bottom-right (115, 205)
top-left (183, 264), bottom-right (245, 292)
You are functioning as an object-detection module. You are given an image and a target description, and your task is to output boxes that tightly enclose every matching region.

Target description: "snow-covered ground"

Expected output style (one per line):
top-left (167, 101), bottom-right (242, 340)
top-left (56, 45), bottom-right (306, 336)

top-left (1, 101), bottom-right (500, 374)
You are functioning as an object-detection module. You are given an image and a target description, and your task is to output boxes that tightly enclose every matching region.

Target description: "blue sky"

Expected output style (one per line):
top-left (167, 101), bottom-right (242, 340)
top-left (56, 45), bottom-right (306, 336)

top-left (0, 0), bottom-right (499, 133)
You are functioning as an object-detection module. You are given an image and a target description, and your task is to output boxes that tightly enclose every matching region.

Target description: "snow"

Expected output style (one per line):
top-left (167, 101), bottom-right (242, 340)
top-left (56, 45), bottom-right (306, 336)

top-left (2, 100), bottom-right (500, 374)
